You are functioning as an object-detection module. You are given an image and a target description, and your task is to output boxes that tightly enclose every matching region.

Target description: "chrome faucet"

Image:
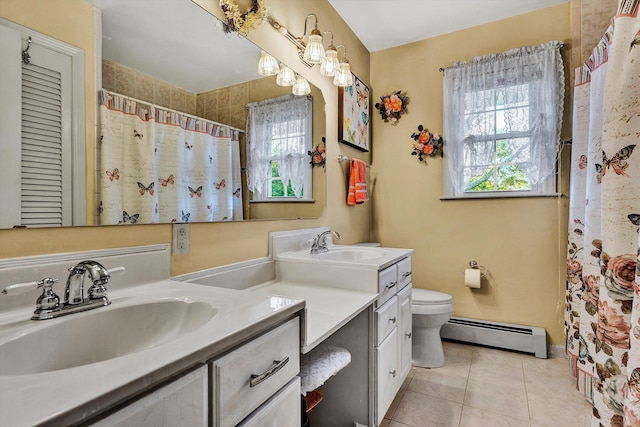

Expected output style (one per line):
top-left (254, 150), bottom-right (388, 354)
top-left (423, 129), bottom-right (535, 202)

top-left (2, 261), bottom-right (124, 320)
top-left (65, 260), bottom-right (111, 305)
top-left (310, 230), bottom-right (341, 254)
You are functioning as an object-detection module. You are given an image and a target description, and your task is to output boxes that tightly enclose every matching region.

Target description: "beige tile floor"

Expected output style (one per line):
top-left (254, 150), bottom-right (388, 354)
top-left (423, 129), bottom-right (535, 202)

top-left (381, 341), bottom-right (593, 427)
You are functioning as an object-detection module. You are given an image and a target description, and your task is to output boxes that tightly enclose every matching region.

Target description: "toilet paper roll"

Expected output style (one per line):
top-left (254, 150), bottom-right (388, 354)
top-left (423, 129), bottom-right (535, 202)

top-left (464, 268), bottom-right (482, 288)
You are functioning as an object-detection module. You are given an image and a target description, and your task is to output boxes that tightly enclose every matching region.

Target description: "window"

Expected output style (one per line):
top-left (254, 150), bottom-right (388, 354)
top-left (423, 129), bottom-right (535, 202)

top-left (246, 95), bottom-right (313, 201)
top-left (442, 41), bottom-right (564, 199)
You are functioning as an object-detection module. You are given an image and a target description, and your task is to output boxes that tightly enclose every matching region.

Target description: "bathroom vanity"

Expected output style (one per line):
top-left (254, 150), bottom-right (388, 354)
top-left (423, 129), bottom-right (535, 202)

top-left (0, 228), bottom-right (412, 427)
top-left (180, 227), bottom-right (414, 426)
top-left (0, 245), bottom-right (304, 427)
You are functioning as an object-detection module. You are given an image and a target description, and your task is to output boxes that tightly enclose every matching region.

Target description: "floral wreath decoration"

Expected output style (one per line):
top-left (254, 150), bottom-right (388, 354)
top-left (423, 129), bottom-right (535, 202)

top-left (308, 137), bottom-right (326, 168)
top-left (374, 90), bottom-right (409, 124)
top-left (219, 0), bottom-right (267, 36)
top-left (410, 125), bottom-right (443, 162)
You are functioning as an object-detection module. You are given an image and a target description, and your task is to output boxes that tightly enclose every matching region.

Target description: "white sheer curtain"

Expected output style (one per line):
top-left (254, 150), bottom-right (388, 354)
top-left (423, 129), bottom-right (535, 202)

top-left (246, 94), bottom-right (311, 198)
top-left (99, 90), bottom-right (242, 224)
top-left (443, 41), bottom-right (565, 195)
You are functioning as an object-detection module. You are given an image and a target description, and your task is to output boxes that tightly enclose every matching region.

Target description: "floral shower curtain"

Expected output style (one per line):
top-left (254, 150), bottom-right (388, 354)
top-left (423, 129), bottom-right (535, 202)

top-left (565, 2), bottom-right (640, 426)
top-left (99, 91), bottom-right (243, 224)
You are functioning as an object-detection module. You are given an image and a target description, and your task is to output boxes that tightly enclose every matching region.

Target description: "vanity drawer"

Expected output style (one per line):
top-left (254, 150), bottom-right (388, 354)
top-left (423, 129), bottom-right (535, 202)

top-left (211, 318), bottom-right (300, 427)
top-left (397, 256), bottom-right (412, 289)
top-left (376, 295), bottom-right (398, 345)
top-left (238, 377), bottom-right (300, 427)
top-left (378, 264), bottom-right (398, 304)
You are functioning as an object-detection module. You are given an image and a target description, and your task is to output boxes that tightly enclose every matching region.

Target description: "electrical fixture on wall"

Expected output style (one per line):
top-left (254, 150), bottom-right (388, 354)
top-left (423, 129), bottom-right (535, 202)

top-left (333, 45), bottom-right (353, 87)
top-left (276, 64), bottom-right (296, 86)
top-left (258, 50), bottom-right (280, 76)
top-left (292, 74), bottom-right (311, 95)
top-left (266, 14), bottom-right (353, 87)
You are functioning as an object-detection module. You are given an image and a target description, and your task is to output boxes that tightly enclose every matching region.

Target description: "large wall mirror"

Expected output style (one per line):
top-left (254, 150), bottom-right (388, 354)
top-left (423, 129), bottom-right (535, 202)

top-left (0, 0), bottom-right (325, 229)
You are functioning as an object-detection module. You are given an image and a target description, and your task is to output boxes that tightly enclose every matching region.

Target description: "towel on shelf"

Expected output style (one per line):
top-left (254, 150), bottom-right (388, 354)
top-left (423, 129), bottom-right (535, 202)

top-left (347, 159), bottom-right (368, 205)
top-left (300, 345), bottom-right (351, 395)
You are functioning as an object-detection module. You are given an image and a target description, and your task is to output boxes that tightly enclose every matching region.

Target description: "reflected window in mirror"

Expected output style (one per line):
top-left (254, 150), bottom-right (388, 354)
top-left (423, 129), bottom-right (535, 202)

top-left (247, 95), bottom-right (313, 202)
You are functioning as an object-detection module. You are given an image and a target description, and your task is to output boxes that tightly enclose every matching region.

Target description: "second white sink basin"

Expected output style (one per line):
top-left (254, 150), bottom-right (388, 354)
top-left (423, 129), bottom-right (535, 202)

top-left (0, 299), bottom-right (217, 376)
top-left (315, 247), bottom-right (389, 261)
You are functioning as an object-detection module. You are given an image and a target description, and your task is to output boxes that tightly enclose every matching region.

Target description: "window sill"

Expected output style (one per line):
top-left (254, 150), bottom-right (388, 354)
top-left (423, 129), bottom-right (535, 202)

top-left (440, 192), bottom-right (564, 201)
top-left (250, 199), bottom-right (316, 203)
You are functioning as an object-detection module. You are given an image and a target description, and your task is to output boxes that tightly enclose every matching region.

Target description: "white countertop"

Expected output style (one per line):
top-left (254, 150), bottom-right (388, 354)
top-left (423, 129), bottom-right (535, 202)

top-left (248, 281), bottom-right (378, 354)
top-left (0, 280), bottom-right (304, 427)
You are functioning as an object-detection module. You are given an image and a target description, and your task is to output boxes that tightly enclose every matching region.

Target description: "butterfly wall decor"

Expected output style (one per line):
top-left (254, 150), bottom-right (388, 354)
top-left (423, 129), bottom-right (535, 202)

top-left (214, 179), bottom-right (226, 190)
top-left (339, 74), bottom-right (370, 152)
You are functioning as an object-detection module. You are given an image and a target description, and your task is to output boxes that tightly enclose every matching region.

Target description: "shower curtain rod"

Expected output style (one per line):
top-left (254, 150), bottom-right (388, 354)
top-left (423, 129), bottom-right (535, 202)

top-left (438, 42), bottom-right (566, 72)
top-left (102, 89), bottom-right (246, 133)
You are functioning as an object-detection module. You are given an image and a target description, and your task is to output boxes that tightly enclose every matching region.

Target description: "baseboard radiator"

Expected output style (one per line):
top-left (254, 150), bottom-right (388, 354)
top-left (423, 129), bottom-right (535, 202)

top-left (440, 316), bottom-right (547, 358)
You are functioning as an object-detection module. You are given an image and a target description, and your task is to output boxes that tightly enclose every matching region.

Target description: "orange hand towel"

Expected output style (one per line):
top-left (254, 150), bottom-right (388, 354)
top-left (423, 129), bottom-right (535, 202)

top-left (347, 159), bottom-right (368, 205)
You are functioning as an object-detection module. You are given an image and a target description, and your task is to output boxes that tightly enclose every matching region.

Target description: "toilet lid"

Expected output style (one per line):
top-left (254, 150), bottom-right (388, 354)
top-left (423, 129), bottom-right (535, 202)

top-left (412, 288), bottom-right (452, 305)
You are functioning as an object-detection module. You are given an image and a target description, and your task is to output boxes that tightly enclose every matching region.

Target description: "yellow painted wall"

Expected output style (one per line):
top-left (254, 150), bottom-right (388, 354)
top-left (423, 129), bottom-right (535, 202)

top-left (0, 0), bottom-right (372, 273)
top-left (370, 4), bottom-right (572, 345)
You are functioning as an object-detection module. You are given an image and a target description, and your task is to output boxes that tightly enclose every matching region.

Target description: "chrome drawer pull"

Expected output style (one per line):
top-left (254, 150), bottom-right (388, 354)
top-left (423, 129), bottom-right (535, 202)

top-left (385, 281), bottom-right (397, 289)
top-left (389, 317), bottom-right (397, 324)
top-left (402, 271), bottom-right (412, 279)
top-left (249, 356), bottom-right (289, 388)
top-left (405, 332), bottom-right (412, 338)
top-left (389, 370), bottom-right (397, 378)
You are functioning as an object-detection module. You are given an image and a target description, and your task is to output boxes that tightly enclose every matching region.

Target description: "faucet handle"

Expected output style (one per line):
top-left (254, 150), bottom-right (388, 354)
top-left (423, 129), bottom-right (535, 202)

top-left (2, 277), bottom-right (58, 296)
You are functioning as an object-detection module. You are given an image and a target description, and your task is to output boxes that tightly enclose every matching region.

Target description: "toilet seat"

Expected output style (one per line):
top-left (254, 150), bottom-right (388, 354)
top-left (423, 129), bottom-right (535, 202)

top-left (412, 289), bottom-right (453, 315)
top-left (412, 289), bottom-right (452, 305)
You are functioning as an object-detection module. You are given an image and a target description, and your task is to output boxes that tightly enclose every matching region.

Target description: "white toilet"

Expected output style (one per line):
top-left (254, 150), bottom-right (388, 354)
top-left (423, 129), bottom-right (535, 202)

top-left (411, 288), bottom-right (454, 368)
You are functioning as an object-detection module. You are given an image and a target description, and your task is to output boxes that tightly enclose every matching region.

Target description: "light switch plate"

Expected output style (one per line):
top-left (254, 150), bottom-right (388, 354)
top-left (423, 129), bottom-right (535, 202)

top-left (172, 223), bottom-right (189, 255)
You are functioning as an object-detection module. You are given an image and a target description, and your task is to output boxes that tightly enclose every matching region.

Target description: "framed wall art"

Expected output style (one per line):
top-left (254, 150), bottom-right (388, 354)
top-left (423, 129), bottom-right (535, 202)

top-left (338, 74), bottom-right (370, 152)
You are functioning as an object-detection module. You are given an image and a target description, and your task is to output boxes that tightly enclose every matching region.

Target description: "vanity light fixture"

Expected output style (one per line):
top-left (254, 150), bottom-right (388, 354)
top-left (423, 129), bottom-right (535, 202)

top-left (333, 45), bottom-right (353, 87)
top-left (276, 64), bottom-right (296, 86)
top-left (319, 31), bottom-right (340, 77)
top-left (292, 74), bottom-right (311, 96)
top-left (258, 50), bottom-right (280, 76)
top-left (301, 14), bottom-right (326, 65)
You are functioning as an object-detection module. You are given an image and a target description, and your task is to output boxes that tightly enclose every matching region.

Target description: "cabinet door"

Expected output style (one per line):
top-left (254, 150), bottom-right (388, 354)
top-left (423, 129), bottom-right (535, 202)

top-left (398, 284), bottom-right (413, 381)
top-left (238, 378), bottom-right (300, 427)
top-left (376, 328), bottom-right (398, 426)
top-left (91, 365), bottom-right (208, 427)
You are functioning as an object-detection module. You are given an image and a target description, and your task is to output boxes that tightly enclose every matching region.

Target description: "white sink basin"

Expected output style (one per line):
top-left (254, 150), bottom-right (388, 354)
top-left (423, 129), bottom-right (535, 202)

top-left (315, 247), bottom-right (389, 261)
top-left (0, 299), bottom-right (217, 376)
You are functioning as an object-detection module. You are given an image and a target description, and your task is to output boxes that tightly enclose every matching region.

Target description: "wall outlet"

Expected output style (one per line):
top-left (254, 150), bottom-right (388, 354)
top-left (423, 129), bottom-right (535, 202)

top-left (172, 223), bottom-right (189, 255)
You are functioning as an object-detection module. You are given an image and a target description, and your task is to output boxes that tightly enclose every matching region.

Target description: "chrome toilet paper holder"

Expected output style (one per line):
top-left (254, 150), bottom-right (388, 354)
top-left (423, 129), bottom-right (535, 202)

top-left (467, 260), bottom-right (488, 278)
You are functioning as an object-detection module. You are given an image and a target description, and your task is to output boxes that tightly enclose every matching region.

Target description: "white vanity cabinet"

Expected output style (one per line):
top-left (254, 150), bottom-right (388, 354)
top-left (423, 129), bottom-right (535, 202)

top-left (91, 318), bottom-right (300, 427)
top-left (211, 317), bottom-right (300, 427)
top-left (375, 256), bottom-right (412, 426)
top-left (92, 365), bottom-right (208, 427)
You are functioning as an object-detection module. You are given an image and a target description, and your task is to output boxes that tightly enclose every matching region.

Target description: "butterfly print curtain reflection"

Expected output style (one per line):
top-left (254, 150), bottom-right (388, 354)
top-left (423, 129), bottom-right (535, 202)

top-left (565, 3), bottom-right (640, 425)
top-left (338, 74), bottom-right (370, 152)
top-left (99, 91), bottom-right (243, 224)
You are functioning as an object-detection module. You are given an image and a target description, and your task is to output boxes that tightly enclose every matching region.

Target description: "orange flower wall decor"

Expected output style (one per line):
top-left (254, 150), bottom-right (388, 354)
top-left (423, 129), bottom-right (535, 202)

top-left (410, 125), bottom-right (443, 162)
top-left (308, 137), bottom-right (326, 168)
top-left (374, 90), bottom-right (408, 124)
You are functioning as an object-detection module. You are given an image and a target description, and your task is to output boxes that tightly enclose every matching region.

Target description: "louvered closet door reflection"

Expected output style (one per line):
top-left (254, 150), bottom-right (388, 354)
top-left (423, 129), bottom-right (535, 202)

top-left (20, 43), bottom-right (72, 227)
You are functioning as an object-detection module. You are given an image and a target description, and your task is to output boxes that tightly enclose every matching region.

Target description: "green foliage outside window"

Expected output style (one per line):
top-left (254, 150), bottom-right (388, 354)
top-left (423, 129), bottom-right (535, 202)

top-left (466, 139), bottom-right (530, 192)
